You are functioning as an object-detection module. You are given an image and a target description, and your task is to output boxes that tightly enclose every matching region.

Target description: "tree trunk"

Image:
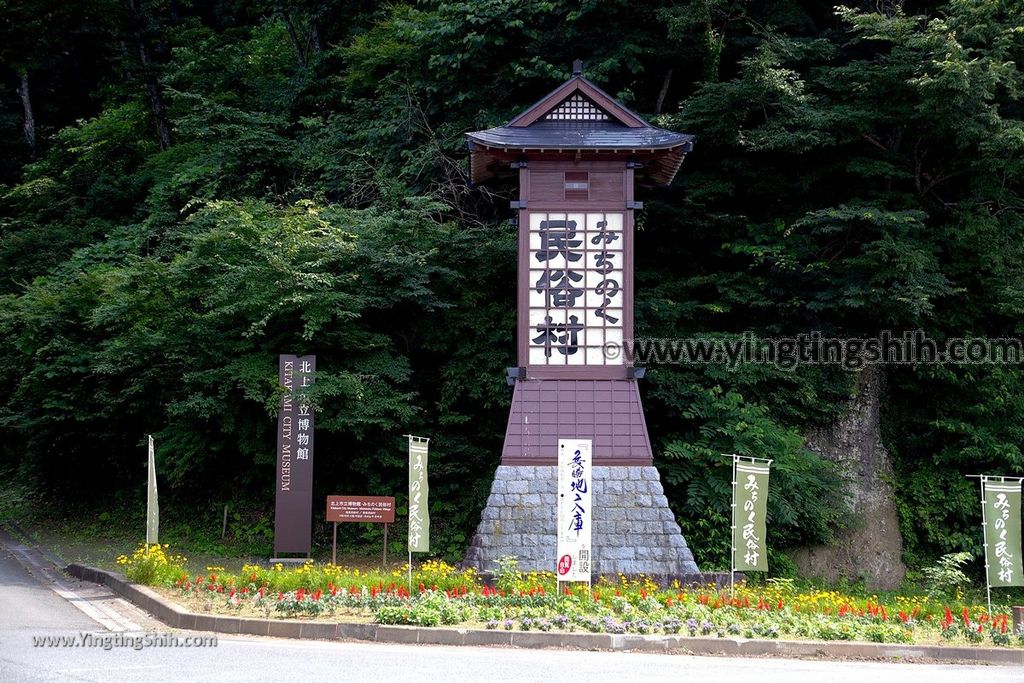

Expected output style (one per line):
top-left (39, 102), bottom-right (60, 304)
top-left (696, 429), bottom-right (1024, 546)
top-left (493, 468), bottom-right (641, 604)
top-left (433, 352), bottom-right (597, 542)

top-left (307, 21), bottom-right (322, 55)
top-left (129, 1), bottom-right (172, 150)
top-left (280, 11), bottom-right (307, 66)
top-left (654, 68), bottom-right (673, 115)
top-left (17, 71), bottom-right (37, 156)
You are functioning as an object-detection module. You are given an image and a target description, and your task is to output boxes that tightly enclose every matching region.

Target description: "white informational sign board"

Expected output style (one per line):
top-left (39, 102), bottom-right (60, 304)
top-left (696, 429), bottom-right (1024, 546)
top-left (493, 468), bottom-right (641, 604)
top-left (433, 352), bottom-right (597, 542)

top-left (557, 438), bottom-right (592, 583)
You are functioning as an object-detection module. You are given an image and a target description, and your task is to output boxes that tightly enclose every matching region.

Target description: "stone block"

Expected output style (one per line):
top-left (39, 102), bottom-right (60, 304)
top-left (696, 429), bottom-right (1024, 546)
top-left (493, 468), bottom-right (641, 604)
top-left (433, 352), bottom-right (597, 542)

top-left (505, 480), bottom-right (529, 494)
top-left (464, 629), bottom-right (513, 647)
top-left (267, 620), bottom-right (301, 639)
top-left (338, 623), bottom-right (377, 641)
top-left (417, 628), bottom-right (465, 646)
top-left (299, 622), bottom-right (337, 640)
top-left (376, 625), bottom-right (419, 644)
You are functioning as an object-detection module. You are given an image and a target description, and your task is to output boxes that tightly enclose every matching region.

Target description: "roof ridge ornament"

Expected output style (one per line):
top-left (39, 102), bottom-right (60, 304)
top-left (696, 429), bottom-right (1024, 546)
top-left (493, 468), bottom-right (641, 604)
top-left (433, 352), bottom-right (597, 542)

top-left (572, 59), bottom-right (583, 77)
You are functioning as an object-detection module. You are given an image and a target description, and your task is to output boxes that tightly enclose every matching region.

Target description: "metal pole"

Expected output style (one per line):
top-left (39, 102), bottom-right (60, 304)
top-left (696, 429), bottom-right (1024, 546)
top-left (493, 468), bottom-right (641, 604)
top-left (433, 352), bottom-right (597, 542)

top-left (408, 551), bottom-right (413, 594)
top-left (332, 522), bottom-right (337, 566)
top-left (979, 476), bottom-right (992, 614)
top-left (383, 524), bottom-right (388, 568)
top-left (730, 454), bottom-right (737, 599)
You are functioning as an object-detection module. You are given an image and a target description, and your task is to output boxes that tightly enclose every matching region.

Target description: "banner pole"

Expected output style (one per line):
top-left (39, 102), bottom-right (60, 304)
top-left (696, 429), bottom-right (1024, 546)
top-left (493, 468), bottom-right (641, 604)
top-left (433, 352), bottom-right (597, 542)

top-left (979, 475), bottom-right (992, 614)
top-left (730, 454), bottom-right (737, 599)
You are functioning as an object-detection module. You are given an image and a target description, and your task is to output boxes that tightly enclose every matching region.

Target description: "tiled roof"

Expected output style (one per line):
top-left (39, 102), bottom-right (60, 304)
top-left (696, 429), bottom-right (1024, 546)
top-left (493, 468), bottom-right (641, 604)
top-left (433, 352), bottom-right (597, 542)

top-left (467, 120), bottom-right (693, 151)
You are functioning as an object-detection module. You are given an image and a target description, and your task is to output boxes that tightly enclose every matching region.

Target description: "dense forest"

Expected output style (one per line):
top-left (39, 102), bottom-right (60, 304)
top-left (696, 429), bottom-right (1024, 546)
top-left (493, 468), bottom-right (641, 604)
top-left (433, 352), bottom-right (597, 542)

top-left (1, 0), bottom-right (1022, 572)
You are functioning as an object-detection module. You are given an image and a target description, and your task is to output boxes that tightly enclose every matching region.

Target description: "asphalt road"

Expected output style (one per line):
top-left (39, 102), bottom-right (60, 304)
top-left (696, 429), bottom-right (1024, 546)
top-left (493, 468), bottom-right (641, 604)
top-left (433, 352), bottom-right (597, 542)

top-left (1, 544), bottom-right (1022, 683)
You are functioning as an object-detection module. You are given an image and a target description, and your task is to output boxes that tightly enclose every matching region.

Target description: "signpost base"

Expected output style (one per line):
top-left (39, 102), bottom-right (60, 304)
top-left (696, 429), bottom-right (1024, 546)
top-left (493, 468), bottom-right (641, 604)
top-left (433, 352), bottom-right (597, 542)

top-left (465, 464), bottom-right (698, 579)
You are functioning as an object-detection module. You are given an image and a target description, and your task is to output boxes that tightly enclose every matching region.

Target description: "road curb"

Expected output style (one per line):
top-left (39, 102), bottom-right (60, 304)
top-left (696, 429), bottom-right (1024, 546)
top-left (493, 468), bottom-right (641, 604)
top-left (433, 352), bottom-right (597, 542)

top-left (65, 563), bottom-right (1024, 664)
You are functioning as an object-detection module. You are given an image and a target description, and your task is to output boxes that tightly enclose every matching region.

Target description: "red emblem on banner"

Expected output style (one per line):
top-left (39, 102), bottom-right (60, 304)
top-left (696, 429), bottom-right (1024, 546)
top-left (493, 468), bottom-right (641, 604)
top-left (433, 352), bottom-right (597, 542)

top-left (557, 554), bottom-right (572, 575)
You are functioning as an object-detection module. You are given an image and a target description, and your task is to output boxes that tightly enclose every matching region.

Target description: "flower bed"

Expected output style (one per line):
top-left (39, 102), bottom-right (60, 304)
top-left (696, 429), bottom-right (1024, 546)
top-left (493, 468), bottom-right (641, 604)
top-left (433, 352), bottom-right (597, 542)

top-left (119, 545), bottom-right (1024, 647)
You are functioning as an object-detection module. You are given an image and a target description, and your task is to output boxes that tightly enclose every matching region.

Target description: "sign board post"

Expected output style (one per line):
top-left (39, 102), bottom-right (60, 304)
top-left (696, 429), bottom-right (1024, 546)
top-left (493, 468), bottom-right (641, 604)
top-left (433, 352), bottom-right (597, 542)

top-left (557, 438), bottom-right (592, 589)
top-left (326, 495), bottom-right (396, 567)
top-left (274, 354), bottom-right (316, 557)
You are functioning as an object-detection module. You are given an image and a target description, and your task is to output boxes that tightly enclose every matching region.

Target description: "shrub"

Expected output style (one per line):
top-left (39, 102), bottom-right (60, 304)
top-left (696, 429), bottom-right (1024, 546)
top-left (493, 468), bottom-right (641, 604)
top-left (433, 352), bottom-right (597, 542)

top-left (116, 544), bottom-right (188, 586)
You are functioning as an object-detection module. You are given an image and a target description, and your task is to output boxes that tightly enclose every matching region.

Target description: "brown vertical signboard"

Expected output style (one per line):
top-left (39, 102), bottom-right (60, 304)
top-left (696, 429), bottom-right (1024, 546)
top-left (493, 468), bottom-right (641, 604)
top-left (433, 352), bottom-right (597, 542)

top-left (274, 354), bottom-right (315, 555)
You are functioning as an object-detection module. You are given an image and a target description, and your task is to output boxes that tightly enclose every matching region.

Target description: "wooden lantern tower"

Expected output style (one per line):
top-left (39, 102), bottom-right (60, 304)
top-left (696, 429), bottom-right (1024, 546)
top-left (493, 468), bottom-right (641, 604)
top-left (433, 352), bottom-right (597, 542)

top-left (464, 61), bottom-right (699, 578)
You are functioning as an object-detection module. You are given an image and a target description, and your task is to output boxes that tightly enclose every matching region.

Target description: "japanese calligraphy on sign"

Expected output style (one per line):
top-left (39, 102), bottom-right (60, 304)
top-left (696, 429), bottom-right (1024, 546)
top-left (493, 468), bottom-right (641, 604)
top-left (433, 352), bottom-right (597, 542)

top-left (982, 477), bottom-right (1023, 588)
top-left (732, 458), bottom-right (770, 573)
top-left (557, 438), bottom-right (592, 582)
top-left (407, 436), bottom-right (430, 553)
top-left (274, 354), bottom-right (316, 555)
top-left (529, 213), bottom-right (623, 366)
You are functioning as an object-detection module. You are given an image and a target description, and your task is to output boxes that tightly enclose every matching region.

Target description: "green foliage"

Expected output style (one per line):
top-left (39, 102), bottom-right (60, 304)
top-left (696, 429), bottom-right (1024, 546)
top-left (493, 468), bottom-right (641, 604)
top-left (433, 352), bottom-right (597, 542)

top-left (1, 0), bottom-right (1023, 572)
top-left (923, 552), bottom-right (973, 600)
top-left (657, 384), bottom-right (849, 569)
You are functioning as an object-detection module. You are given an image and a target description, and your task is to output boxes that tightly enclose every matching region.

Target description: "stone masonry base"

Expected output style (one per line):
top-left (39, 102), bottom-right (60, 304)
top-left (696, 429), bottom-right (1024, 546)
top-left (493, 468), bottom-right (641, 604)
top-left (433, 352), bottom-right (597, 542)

top-left (464, 465), bottom-right (699, 579)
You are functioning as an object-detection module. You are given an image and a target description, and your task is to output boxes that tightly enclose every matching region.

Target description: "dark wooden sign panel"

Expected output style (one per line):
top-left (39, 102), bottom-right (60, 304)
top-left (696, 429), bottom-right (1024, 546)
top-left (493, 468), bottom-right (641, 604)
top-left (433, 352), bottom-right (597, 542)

top-left (274, 354), bottom-right (316, 554)
top-left (326, 496), bottom-right (396, 523)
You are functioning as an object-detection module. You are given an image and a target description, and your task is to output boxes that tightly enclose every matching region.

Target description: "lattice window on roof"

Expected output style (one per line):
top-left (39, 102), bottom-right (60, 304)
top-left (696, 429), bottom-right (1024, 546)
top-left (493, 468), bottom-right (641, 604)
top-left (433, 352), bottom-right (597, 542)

top-left (544, 94), bottom-right (609, 121)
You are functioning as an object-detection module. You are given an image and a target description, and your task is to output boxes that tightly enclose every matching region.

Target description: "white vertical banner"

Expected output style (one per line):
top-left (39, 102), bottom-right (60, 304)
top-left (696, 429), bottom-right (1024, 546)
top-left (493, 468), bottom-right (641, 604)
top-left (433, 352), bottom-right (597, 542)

top-left (146, 435), bottom-right (159, 546)
top-left (557, 438), bottom-right (592, 583)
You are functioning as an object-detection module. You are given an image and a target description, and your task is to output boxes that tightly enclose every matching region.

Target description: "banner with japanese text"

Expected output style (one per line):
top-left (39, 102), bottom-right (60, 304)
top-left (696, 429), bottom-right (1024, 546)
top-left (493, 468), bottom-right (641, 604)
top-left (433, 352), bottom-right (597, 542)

top-left (983, 477), bottom-right (1023, 588)
top-left (274, 354), bottom-right (315, 555)
top-left (557, 438), bottom-right (592, 582)
top-left (407, 436), bottom-right (430, 553)
top-left (732, 459), bottom-right (770, 572)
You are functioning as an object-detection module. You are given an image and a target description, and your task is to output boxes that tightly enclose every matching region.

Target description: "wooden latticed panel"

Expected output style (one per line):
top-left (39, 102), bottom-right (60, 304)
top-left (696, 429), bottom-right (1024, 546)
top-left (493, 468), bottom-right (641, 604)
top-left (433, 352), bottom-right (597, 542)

top-left (543, 94), bottom-right (609, 122)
